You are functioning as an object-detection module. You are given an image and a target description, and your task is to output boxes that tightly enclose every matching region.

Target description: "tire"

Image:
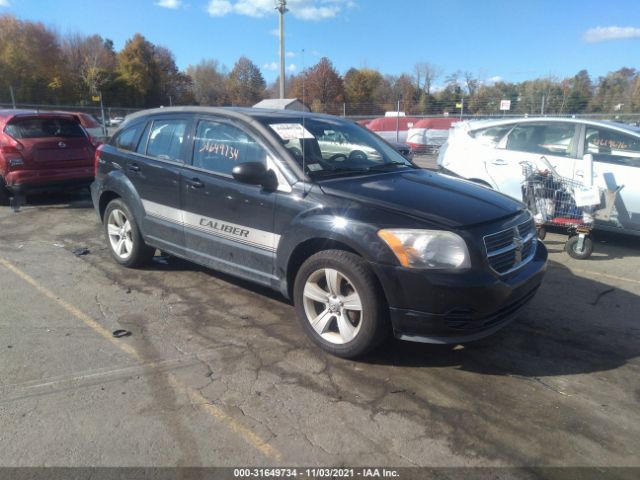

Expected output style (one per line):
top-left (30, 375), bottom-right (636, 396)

top-left (293, 249), bottom-right (389, 358)
top-left (104, 198), bottom-right (155, 267)
top-left (537, 227), bottom-right (546, 241)
top-left (565, 235), bottom-right (593, 260)
top-left (0, 177), bottom-right (10, 206)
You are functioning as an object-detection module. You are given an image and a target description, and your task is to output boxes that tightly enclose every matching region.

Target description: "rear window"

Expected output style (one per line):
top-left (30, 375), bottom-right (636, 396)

top-left (5, 117), bottom-right (86, 139)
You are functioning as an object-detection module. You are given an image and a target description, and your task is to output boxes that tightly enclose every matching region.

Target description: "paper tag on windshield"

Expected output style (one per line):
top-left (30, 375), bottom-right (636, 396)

top-left (307, 163), bottom-right (323, 171)
top-left (270, 123), bottom-right (314, 141)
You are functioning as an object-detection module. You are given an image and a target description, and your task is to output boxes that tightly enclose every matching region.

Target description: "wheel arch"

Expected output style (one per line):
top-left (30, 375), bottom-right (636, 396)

top-left (284, 238), bottom-right (360, 300)
top-left (98, 190), bottom-right (121, 221)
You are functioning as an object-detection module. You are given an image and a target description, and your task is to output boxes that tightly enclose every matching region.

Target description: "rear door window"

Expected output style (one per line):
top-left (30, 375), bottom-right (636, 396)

top-left (584, 127), bottom-right (640, 167)
top-left (192, 120), bottom-right (267, 176)
top-left (504, 123), bottom-right (576, 157)
top-left (5, 118), bottom-right (85, 139)
top-left (145, 119), bottom-right (188, 162)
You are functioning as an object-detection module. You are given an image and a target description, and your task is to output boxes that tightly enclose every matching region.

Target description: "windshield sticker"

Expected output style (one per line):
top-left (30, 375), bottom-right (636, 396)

top-left (199, 141), bottom-right (240, 161)
top-left (270, 123), bottom-right (314, 141)
top-left (307, 163), bottom-right (323, 171)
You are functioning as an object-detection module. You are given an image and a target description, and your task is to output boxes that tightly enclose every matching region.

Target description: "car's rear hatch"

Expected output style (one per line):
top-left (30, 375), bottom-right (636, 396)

top-left (4, 115), bottom-right (93, 169)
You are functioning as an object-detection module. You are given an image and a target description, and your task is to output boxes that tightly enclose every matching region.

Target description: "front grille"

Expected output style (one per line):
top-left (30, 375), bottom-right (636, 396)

top-left (484, 218), bottom-right (536, 275)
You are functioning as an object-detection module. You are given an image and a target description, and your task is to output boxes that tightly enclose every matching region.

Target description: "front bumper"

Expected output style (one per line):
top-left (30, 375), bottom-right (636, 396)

top-left (371, 242), bottom-right (547, 344)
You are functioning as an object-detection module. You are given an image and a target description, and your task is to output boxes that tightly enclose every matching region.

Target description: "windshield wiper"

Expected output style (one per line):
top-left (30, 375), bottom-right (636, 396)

top-left (365, 161), bottom-right (411, 171)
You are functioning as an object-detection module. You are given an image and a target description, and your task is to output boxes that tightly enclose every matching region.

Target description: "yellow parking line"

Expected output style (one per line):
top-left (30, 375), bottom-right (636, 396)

top-left (0, 256), bottom-right (282, 461)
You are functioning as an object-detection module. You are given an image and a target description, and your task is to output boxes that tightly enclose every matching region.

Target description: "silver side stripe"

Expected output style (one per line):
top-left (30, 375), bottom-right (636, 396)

top-left (141, 199), bottom-right (280, 252)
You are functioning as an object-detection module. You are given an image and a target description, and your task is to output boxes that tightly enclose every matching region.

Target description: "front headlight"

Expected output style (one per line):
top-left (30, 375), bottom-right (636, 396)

top-left (378, 229), bottom-right (471, 269)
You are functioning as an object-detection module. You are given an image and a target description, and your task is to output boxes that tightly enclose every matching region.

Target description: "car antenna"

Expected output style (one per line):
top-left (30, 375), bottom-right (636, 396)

top-left (301, 48), bottom-right (307, 196)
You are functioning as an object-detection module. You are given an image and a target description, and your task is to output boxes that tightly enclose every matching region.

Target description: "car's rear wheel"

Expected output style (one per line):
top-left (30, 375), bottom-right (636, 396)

top-left (293, 250), bottom-right (388, 358)
top-left (104, 198), bottom-right (155, 267)
top-left (0, 177), bottom-right (10, 206)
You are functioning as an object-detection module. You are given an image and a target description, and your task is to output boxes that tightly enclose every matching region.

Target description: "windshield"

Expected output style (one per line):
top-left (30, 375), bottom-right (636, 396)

top-left (5, 117), bottom-right (85, 139)
top-left (262, 117), bottom-right (415, 178)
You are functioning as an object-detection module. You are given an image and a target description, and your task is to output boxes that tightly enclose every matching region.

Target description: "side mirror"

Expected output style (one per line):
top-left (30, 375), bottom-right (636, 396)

top-left (232, 162), bottom-right (278, 191)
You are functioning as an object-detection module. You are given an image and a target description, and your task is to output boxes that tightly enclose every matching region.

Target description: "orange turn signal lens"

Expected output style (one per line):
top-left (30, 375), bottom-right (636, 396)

top-left (377, 230), bottom-right (410, 267)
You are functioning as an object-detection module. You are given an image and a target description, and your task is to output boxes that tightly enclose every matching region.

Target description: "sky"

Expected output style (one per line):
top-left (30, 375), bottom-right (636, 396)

top-left (1, 0), bottom-right (639, 86)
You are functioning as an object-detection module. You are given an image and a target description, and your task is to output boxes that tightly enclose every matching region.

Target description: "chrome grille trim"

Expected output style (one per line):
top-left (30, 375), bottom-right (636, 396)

top-left (483, 218), bottom-right (537, 275)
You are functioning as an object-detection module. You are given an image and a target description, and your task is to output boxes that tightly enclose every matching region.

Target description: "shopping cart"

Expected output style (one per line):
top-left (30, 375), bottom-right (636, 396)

top-left (521, 158), bottom-right (621, 259)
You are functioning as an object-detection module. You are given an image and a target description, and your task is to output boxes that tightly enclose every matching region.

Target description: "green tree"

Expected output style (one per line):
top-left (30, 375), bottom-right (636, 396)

top-left (227, 56), bottom-right (265, 106)
top-left (565, 70), bottom-right (592, 113)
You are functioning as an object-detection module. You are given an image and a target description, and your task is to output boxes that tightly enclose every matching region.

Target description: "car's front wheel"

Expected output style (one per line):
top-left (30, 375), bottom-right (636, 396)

top-left (293, 250), bottom-right (389, 358)
top-left (104, 198), bottom-right (155, 267)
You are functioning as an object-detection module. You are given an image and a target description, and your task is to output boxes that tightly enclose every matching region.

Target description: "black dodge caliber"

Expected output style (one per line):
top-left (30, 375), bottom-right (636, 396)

top-left (91, 107), bottom-right (547, 358)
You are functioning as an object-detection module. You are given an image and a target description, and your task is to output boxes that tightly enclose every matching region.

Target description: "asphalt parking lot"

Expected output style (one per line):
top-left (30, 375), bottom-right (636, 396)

top-left (1, 186), bottom-right (639, 469)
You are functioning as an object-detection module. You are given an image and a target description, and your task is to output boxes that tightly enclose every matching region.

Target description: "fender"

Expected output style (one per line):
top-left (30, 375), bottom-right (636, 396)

top-left (96, 169), bottom-right (146, 227)
top-left (275, 206), bottom-right (401, 298)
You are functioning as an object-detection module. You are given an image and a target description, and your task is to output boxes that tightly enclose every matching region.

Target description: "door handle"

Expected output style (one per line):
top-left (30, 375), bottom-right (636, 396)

top-left (127, 163), bottom-right (141, 172)
top-left (491, 159), bottom-right (508, 166)
top-left (186, 178), bottom-right (204, 189)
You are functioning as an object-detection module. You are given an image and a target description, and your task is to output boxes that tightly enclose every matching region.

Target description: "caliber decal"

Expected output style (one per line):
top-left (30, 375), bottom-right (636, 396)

top-left (141, 199), bottom-right (280, 252)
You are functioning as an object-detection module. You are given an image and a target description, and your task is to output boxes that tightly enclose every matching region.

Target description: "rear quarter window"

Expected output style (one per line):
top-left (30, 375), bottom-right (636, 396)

top-left (470, 125), bottom-right (513, 145)
top-left (110, 123), bottom-right (145, 151)
top-left (5, 117), bottom-right (86, 139)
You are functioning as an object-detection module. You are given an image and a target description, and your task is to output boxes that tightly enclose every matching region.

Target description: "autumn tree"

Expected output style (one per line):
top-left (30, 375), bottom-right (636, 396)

top-left (590, 67), bottom-right (637, 113)
top-left (187, 59), bottom-right (228, 105)
top-left (61, 34), bottom-right (116, 102)
top-left (0, 14), bottom-right (64, 104)
top-left (115, 33), bottom-right (157, 106)
top-left (152, 46), bottom-right (194, 106)
top-left (288, 57), bottom-right (343, 113)
top-left (344, 68), bottom-right (385, 114)
top-left (227, 56), bottom-right (265, 106)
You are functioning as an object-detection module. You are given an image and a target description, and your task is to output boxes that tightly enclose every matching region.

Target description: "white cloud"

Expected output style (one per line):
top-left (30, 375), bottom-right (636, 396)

top-left (156, 0), bottom-right (182, 8)
top-left (208, 0), bottom-right (232, 16)
top-left (0, 0), bottom-right (10, 7)
top-left (584, 26), bottom-right (640, 43)
top-left (263, 61), bottom-right (279, 71)
top-left (208, 0), bottom-right (354, 21)
top-left (286, 51), bottom-right (296, 58)
top-left (487, 75), bottom-right (503, 84)
top-left (288, 64), bottom-right (297, 72)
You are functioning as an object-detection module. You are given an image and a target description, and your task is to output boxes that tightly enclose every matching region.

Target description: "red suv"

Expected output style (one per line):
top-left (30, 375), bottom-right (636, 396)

top-left (0, 110), bottom-right (96, 205)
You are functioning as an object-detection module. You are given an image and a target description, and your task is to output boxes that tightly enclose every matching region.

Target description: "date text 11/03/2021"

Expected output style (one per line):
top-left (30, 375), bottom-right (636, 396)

top-left (233, 468), bottom-right (400, 478)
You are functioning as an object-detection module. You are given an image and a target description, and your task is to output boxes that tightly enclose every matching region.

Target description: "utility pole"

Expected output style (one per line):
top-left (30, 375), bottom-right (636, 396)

top-left (541, 94), bottom-right (545, 115)
top-left (99, 91), bottom-right (107, 137)
top-left (9, 85), bottom-right (16, 109)
top-left (276, 0), bottom-right (288, 99)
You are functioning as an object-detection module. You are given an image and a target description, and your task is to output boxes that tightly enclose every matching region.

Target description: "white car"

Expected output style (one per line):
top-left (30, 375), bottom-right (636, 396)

top-left (438, 117), bottom-right (640, 235)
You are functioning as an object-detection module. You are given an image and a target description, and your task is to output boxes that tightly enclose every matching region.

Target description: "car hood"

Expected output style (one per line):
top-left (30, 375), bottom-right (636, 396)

top-left (318, 168), bottom-right (525, 228)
